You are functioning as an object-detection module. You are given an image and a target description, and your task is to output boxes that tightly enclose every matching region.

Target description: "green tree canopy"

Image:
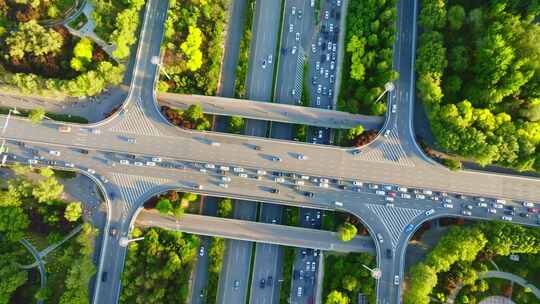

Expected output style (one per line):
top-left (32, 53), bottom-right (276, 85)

top-left (325, 290), bottom-right (350, 304)
top-left (156, 198), bottom-right (173, 215)
top-left (447, 5), bottom-right (466, 30)
top-left (64, 202), bottom-right (82, 222)
top-left (218, 198), bottom-right (233, 217)
top-left (6, 20), bottom-right (63, 59)
top-left (181, 26), bottom-right (204, 71)
top-left (0, 207), bottom-right (29, 241)
top-left (338, 222), bottom-right (357, 242)
top-left (32, 177), bottom-right (64, 203)
top-left (346, 125), bottom-right (365, 140)
top-left (0, 254), bottom-right (28, 303)
top-left (28, 107), bottom-right (46, 124)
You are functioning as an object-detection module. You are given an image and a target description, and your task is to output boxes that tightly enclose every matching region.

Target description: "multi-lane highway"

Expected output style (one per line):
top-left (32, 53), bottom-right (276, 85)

top-left (1, 0), bottom-right (540, 303)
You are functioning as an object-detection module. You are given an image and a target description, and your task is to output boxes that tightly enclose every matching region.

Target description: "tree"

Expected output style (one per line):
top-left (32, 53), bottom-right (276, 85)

top-left (6, 20), bottom-right (63, 59)
top-left (218, 198), bottom-right (233, 218)
top-left (71, 38), bottom-right (94, 71)
top-left (0, 207), bottom-right (29, 241)
top-left (342, 275), bottom-right (357, 292)
top-left (403, 263), bottom-right (437, 304)
top-left (416, 31), bottom-right (447, 75)
top-left (338, 222), bottom-right (357, 242)
top-left (156, 198), bottom-right (173, 215)
top-left (229, 116), bottom-right (245, 134)
top-left (0, 254), bottom-right (28, 303)
top-left (447, 5), bottom-right (465, 30)
top-left (180, 26), bottom-right (203, 71)
top-left (346, 125), bottom-right (364, 140)
top-left (325, 290), bottom-right (350, 304)
top-left (418, 0), bottom-right (447, 30)
top-left (64, 202), bottom-right (82, 222)
top-left (28, 107), bottom-right (46, 124)
top-left (32, 177), bottom-right (64, 203)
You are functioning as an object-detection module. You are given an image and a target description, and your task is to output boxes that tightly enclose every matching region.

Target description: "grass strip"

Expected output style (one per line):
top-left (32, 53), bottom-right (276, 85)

top-left (279, 246), bottom-right (296, 304)
top-left (234, 0), bottom-right (256, 98)
top-left (270, 0), bottom-right (286, 101)
top-left (0, 106), bottom-right (89, 123)
top-left (207, 237), bottom-right (226, 304)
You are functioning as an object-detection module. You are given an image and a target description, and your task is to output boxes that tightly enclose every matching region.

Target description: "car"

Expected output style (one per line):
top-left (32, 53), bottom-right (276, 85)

top-left (259, 278), bottom-right (266, 288)
top-left (274, 177), bottom-right (285, 183)
top-left (488, 208), bottom-right (497, 214)
top-left (330, 74), bottom-right (334, 83)
top-left (310, 0), bottom-right (315, 7)
top-left (293, 270), bottom-right (300, 280)
top-left (330, 61), bottom-right (335, 70)
top-left (195, 184), bottom-right (204, 190)
top-left (329, 23), bottom-right (334, 32)
top-left (416, 194), bottom-right (426, 200)
top-left (134, 161), bottom-right (143, 166)
top-left (297, 9), bottom-right (303, 19)
top-left (221, 176), bottom-right (232, 182)
top-left (316, 96), bottom-right (321, 105)
top-left (443, 203), bottom-right (454, 208)
top-left (394, 275), bottom-right (400, 285)
top-left (493, 203), bottom-right (504, 209)
top-left (297, 154), bottom-right (307, 160)
top-left (295, 32), bottom-right (300, 41)
top-left (306, 261), bottom-right (311, 271)
top-left (327, 42), bottom-right (332, 51)
top-left (311, 261), bottom-right (316, 271)
top-left (58, 126), bottom-right (71, 133)
top-left (444, 198), bottom-right (452, 203)
top-left (478, 202), bottom-right (488, 208)
top-left (101, 176), bottom-right (109, 183)
top-left (376, 190), bottom-right (386, 196)
top-left (464, 204), bottom-right (473, 210)
top-left (151, 157), bottom-right (162, 162)
top-left (392, 104), bottom-right (397, 113)
top-left (110, 227), bottom-right (118, 237)
top-left (127, 138), bottom-right (136, 144)
top-left (311, 43), bottom-right (317, 53)
top-left (386, 249), bottom-right (393, 258)
top-left (324, 69), bottom-right (329, 78)
top-left (384, 130), bottom-right (391, 137)
top-left (257, 169), bottom-right (267, 175)
top-left (204, 163), bottom-right (215, 169)
top-left (146, 161), bottom-right (156, 167)
top-left (425, 209), bottom-right (435, 216)
top-left (27, 159), bottom-right (38, 165)
top-left (233, 167), bottom-right (244, 173)
top-left (501, 215), bottom-right (513, 221)
top-left (319, 182), bottom-right (329, 188)
top-left (271, 188), bottom-right (280, 194)
top-left (199, 246), bottom-right (205, 256)
top-left (318, 130), bottom-right (323, 138)
top-left (64, 162), bottom-right (75, 168)
top-left (272, 156), bottom-right (282, 162)
top-left (505, 210), bottom-right (515, 216)
top-left (326, 52), bottom-right (330, 61)
top-left (324, 10), bottom-right (329, 19)
top-left (261, 60), bottom-right (267, 69)
top-left (462, 210), bottom-right (472, 216)
top-left (315, 61), bottom-right (320, 71)
top-left (49, 150), bottom-right (61, 156)
top-left (268, 54), bottom-right (273, 64)
top-left (87, 168), bottom-right (96, 174)
top-left (219, 183), bottom-right (228, 188)
top-left (529, 208), bottom-right (539, 213)
top-left (337, 0), bottom-right (341, 6)
top-left (519, 212), bottom-right (530, 218)
top-left (297, 286), bottom-right (303, 297)
top-left (233, 280), bottom-right (240, 290)
top-left (101, 271), bottom-right (108, 282)
top-left (401, 193), bottom-right (412, 199)
top-left (376, 233), bottom-right (384, 243)
top-left (291, 6), bottom-right (296, 15)
top-left (369, 184), bottom-right (379, 190)
top-left (353, 181), bottom-right (363, 186)
top-left (523, 202), bottom-right (534, 207)
top-left (304, 191), bottom-right (314, 197)
top-left (405, 224), bottom-right (414, 233)
top-left (291, 46), bottom-right (297, 54)
top-left (238, 173), bottom-right (248, 178)
top-left (127, 154), bottom-right (136, 159)
top-left (267, 276), bottom-right (273, 286)
top-left (334, 201), bottom-right (343, 207)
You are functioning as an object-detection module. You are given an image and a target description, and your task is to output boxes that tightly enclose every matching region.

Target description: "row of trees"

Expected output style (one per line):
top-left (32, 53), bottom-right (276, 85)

top-left (416, 0), bottom-right (540, 172)
top-left (404, 222), bottom-right (540, 304)
top-left (337, 0), bottom-right (398, 115)
top-left (159, 0), bottom-right (229, 95)
top-left (233, 0), bottom-right (255, 98)
top-left (207, 237), bottom-right (226, 304)
top-left (161, 104), bottom-right (212, 130)
top-left (120, 227), bottom-right (200, 304)
top-left (323, 253), bottom-right (376, 304)
top-left (92, 0), bottom-right (145, 60)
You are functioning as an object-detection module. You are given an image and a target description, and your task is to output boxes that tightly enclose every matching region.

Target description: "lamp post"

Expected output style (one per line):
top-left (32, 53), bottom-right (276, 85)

top-left (119, 236), bottom-right (144, 247)
top-left (374, 82), bottom-right (395, 103)
top-left (362, 264), bottom-right (382, 280)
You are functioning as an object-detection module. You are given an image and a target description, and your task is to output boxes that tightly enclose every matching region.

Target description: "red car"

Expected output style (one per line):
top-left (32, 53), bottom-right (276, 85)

top-left (528, 208), bottom-right (539, 214)
top-left (388, 192), bottom-right (397, 197)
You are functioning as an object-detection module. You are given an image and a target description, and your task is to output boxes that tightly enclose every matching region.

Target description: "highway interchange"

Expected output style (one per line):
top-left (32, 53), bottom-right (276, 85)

top-left (1, 0), bottom-right (540, 303)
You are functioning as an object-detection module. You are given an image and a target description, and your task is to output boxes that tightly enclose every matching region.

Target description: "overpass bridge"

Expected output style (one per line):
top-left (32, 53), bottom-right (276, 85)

top-left (158, 92), bottom-right (384, 130)
top-left (136, 210), bottom-right (375, 253)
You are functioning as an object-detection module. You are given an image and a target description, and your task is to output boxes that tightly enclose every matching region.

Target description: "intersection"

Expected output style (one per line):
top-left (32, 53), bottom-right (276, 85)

top-left (1, 0), bottom-right (539, 303)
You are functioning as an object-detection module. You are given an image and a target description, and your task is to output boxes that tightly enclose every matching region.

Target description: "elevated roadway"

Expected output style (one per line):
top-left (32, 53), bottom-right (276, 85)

top-left (136, 210), bottom-right (375, 253)
top-left (158, 92), bottom-right (384, 130)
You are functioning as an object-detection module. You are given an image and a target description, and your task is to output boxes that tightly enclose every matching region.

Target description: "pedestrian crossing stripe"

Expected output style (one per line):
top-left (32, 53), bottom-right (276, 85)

top-left (366, 204), bottom-right (424, 248)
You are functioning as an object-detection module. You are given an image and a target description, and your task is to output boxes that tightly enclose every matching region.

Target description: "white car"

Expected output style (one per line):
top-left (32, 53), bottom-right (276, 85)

top-left (443, 203), bottom-right (454, 208)
top-left (337, 0), bottom-right (341, 6)
top-left (146, 161), bottom-right (156, 167)
top-left (353, 181), bottom-right (363, 186)
top-left (488, 208), bottom-right (497, 214)
top-left (462, 210), bottom-right (472, 216)
top-left (385, 197), bottom-right (395, 202)
top-left (501, 215), bottom-right (512, 221)
top-left (119, 159), bottom-right (130, 165)
top-left (295, 32), bottom-right (300, 41)
top-left (219, 166), bottom-right (230, 172)
top-left (289, 23), bottom-right (294, 32)
top-left (376, 190), bottom-right (386, 196)
top-left (316, 96), bottom-right (321, 105)
top-left (392, 104), bottom-right (397, 113)
top-left (295, 180), bottom-right (305, 186)
top-left (523, 202), bottom-right (534, 207)
top-left (28, 159), bottom-right (38, 165)
top-left (310, 0), bottom-right (314, 7)
top-left (297, 154), bottom-right (307, 160)
top-left (49, 150), bottom-right (61, 156)
top-left (275, 177), bottom-right (285, 183)
top-left (324, 10), bottom-right (329, 19)
top-left (257, 170), bottom-right (267, 175)
top-left (319, 183), bottom-right (329, 188)
top-left (478, 202), bottom-right (488, 208)
top-left (384, 130), bottom-right (391, 137)
top-left (219, 183), bottom-right (228, 188)
top-left (291, 6), bottom-right (296, 15)
top-left (311, 43), bottom-right (317, 53)
top-left (204, 163), bottom-right (216, 169)
top-left (151, 157), bottom-right (162, 162)
top-left (425, 209), bottom-right (435, 216)
top-left (394, 275), bottom-right (400, 285)
top-left (401, 193), bottom-right (412, 199)
top-left (87, 168), bottom-right (96, 174)
top-left (376, 233), bottom-right (384, 243)
top-left (493, 203), bottom-right (504, 209)
top-left (65, 163), bottom-right (75, 168)
top-left (300, 175), bottom-right (310, 180)
top-left (398, 187), bottom-right (408, 192)
top-left (233, 167), bottom-right (244, 173)
top-left (291, 46), bottom-right (297, 54)
top-left (416, 194), bottom-right (426, 200)
top-left (199, 246), bottom-right (205, 256)
top-left (134, 162), bottom-right (143, 166)
top-left (496, 199), bottom-right (507, 204)
top-left (238, 173), bottom-right (248, 178)
top-left (330, 61), bottom-right (335, 70)
top-left (199, 168), bottom-right (207, 173)
top-left (222, 176), bottom-right (232, 182)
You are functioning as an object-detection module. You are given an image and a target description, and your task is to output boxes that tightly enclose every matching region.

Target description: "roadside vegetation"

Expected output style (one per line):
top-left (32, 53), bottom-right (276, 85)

top-left (337, 0), bottom-right (398, 115)
top-left (416, 0), bottom-right (540, 173)
top-left (323, 253), bottom-right (376, 304)
top-left (147, 190), bottom-right (201, 218)
top-left (161, 104), bottom-right (212, 130)
top-left (120, 227), bottom-right (200, 304)
top-left (206, 237), bottom-right (226, 304)
top-left (0, 0), bottom-right (144, 97)
top-left (404, 222), bottom-right (540, 304)
top-left (158, 0), bottom-right (229, 95)
top-left (218, 198), bottom-right (233, 218)
top-left (0, 165), bottom-right (94, 303)
top-left (234, 0), bottom-right (256, 98)
top-left (279, 247), bottom-right (296, 304)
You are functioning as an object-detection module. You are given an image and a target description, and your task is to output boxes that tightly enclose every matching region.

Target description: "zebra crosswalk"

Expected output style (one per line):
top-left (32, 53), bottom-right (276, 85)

top-left (110, 173), bottom-right (172, 217)
top-left (356, 129), bottom-right (415, 167)
top-left (107, 97), bottom-right (162, 136)
top-left (366, 204), bottom-right (424, 248)
top-left (294, 49), bottom-right (305, 100)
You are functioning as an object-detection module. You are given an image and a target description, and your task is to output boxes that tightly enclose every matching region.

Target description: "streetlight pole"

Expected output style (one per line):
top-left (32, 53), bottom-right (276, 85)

top-left (374, 82), bottom-right (395, 103)
top-left (119, 236), bottom-right (144, 247)
top-left (362, 264), bottom-right (382, 280)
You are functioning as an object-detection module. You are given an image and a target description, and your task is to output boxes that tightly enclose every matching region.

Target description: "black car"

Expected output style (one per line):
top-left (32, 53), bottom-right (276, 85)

top-left (267, 276), bottom-right (273, 286)
top-left (293, 270), bottom-right (300, 280)
top-left (80, 149), bottom-right (89, 154)
top-left (304, 191), bottom-right (314, 197)
top-left (109, 192), bottom-right (116, 199)
top-left (259, 278), bottom-right (266, 288)
top-left (339, 185), bottom-right (348, 190)
top-left (101, 271), bottom-right (108, 282)
top-left (271, 188), bottom-right (280, 194)
top-left (386, 249), bottom-right (393, 259)
top-left (127, 154), bottom-right (136, 159)
top-left (320, 54), bottom-right (326, 62)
